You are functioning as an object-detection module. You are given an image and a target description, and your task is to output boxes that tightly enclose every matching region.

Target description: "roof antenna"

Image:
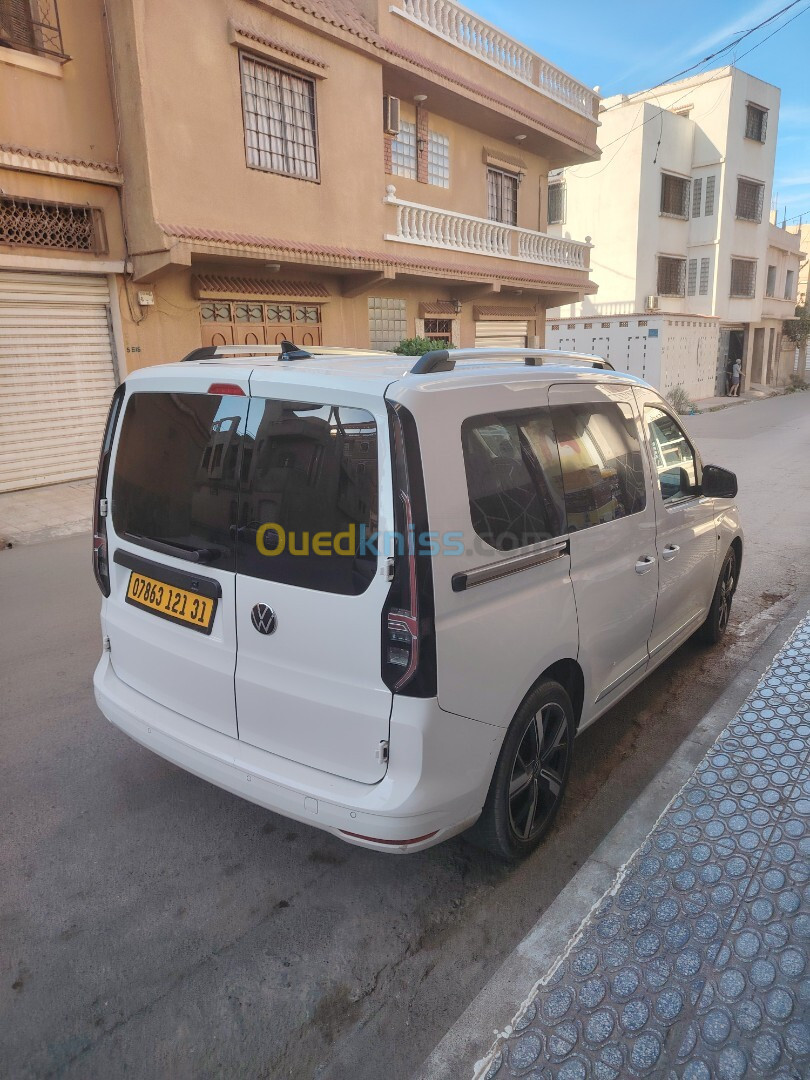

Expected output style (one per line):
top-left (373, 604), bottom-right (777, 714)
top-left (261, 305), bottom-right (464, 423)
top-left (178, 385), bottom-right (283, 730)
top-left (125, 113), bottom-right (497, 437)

top-left (279, 339), bottom-right (313, 361)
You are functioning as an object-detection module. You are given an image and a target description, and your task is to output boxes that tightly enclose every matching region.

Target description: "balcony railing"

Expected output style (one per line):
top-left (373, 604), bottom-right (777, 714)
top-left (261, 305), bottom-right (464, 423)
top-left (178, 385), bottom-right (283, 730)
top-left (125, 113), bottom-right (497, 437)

top-left (384, 187), bottom-right (591, 271)
top-left (0, 0), bottom-right (66, 59)
top-left (392, 0), bottom-right (598, 120)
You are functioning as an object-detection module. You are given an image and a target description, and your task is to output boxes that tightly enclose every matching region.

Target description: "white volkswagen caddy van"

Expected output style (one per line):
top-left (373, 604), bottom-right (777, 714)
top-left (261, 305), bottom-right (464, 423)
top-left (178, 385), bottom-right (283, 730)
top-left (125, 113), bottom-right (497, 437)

top-left (93, 343), bottom-right (741, 859)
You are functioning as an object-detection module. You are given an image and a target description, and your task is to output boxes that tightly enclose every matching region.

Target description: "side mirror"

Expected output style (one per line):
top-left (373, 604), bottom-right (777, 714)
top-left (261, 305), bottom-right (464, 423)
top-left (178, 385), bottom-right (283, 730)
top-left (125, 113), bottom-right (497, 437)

top-left (701, 464), bottom-right (738, 499)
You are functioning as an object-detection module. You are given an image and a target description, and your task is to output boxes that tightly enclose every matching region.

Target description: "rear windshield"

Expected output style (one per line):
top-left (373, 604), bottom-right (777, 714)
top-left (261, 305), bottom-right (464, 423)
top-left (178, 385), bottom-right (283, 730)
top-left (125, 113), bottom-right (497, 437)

top-left (112, 392), bottom-right (379, 593)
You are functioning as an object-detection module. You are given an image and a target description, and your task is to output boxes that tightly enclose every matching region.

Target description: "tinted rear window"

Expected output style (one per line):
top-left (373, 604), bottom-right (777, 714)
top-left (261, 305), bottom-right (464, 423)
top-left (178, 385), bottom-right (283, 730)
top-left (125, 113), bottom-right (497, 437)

top-left (112, 392), bottom-right (248, 571)
top-left (237, 399), bottom-right (379, 595)
top-left (112, 392), bottom-right (379, 594)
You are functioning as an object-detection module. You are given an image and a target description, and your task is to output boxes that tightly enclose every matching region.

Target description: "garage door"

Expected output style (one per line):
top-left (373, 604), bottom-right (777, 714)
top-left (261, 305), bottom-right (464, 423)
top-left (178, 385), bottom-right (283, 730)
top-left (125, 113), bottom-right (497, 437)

top-left (474, 320), bottom-right (529, 348)
top-left (0, 271), bottom-right (118, 492)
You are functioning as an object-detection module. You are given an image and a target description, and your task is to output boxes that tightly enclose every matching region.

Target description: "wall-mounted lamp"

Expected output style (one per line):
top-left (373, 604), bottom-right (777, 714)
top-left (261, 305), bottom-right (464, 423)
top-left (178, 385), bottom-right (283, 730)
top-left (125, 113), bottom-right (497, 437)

top-left (264, 263), bottom-right (281, 271)
top-left (514, 134), bottom-right (527, 142)
top-left (413, 94), bottom-right (428, 103)
top-left (451, 299), bottom-right (462, 314)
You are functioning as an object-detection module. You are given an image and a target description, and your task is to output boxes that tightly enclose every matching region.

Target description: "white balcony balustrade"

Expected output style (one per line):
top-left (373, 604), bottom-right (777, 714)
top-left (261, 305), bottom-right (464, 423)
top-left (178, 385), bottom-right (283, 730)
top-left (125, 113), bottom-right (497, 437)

top-left (384, 188), bottom-right (591, 271)
top-left (392, 0), bottom-right (599, 120)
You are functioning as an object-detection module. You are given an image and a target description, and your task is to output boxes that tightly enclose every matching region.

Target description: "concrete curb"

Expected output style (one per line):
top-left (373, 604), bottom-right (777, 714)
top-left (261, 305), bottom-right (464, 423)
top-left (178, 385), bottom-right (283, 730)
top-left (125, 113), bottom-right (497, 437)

top-left (411, 591), bottom-right (810, 1080)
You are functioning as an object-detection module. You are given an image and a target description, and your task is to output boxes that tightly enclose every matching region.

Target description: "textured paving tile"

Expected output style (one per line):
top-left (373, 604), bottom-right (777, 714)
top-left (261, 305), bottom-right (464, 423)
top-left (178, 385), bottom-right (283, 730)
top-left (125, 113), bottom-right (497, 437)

top-left (490, 620), bottom-right (810, 1080)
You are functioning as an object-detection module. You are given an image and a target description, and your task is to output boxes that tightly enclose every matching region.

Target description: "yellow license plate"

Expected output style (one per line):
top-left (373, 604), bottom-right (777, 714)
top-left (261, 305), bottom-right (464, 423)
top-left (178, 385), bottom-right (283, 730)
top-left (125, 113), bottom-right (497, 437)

top-left (125, 571), bottom-right (216, 634)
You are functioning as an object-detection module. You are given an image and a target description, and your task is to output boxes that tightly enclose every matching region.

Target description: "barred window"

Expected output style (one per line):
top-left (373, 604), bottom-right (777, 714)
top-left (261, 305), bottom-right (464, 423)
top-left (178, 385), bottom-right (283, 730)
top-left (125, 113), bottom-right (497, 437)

top-left (730, 258), bottom-right (756, 298)
top-left (691, 178), bottom-right (702, 218)
top-left (548, 181), bottom-right (566, 225)
top-left (657, 256), bottom-right (686, 296)
top-left (736, 178), bottom-right (764, 222)
top-left (0, 196), bottom-right (106, 253)
top-left (699, 257), bottom-right (711, 296)
top-left (427, 131), bottom-right (450, 187)
top-left (704, 175), bottom-right (716, 216)
top-left (488, 167), bottom-right (518, 225)
top-left (687, 258), bottom-right (698, 296)
top-left (424, 318), bottom-right (453, 342)
top-left (0, 0), bottom-right (65, 57)
top-left (766, 265), bottom-right (777, 297)
top-left (745, 104), bottom-right (768, 143)
top-left (240, 54), bottom-right (318, 181)
top-left (660, 173), bottom-right (690, 218)
top-left (391, 121), bottom-right (417, 179)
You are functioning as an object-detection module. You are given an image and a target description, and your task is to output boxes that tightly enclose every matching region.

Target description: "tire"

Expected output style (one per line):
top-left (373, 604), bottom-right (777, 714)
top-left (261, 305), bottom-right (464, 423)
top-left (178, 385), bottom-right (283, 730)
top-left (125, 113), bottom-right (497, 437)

top-left (698, 546), bottom-right (738, 645)
top-left (469, 680), bottom-right (575, 861)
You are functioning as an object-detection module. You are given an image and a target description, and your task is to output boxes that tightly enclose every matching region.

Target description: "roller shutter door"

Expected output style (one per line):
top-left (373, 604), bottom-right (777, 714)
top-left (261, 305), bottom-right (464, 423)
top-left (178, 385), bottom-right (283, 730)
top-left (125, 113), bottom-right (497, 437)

top-left (0, 271), bottom-right (118, 492)
top-left (474, 320), bottom-right (529, 348)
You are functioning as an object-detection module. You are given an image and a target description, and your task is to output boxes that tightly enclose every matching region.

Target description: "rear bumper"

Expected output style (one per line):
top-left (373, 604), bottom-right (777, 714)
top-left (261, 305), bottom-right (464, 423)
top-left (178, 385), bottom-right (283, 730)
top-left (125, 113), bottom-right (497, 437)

top-left (93, 654), bottom-right (501, 852)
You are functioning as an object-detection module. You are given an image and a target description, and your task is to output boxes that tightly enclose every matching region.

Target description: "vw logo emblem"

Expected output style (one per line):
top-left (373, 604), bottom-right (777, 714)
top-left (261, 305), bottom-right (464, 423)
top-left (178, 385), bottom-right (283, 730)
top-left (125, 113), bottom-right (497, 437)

top-left (251, 603), bottom-right (277, 635)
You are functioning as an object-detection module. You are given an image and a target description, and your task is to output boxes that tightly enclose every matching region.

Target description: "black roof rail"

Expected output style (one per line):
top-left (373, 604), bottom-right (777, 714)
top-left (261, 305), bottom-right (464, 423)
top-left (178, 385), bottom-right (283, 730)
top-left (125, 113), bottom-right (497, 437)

top-left (180, 345), bottom-right (219, 363)
top-left (279, 339), bottom-right (313, 361)
top-left (410, 350), bottom-right (456, 374)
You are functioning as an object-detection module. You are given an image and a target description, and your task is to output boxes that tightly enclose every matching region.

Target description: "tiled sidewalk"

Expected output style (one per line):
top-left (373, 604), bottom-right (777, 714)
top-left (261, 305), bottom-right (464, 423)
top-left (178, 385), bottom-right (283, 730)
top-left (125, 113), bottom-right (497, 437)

top-left (0, 478), bottom-right (93, 546)
top-left (482, 618), bottom-right (810, 1080)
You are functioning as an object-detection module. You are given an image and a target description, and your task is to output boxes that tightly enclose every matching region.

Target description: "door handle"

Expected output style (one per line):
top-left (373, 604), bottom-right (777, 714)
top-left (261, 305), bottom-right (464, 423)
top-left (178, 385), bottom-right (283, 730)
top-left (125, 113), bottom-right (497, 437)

top-left (661, 544), bottom-right (680, 561)
top-left (635, 555), bottom-right (656, 574)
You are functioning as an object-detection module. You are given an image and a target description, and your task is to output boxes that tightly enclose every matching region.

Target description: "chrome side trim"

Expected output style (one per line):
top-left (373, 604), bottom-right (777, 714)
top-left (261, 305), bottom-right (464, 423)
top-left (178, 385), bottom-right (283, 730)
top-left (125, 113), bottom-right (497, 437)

top-left (451, 539), bottom-right (569, 593)
top-left (594, 654), bottom-right (648, 704)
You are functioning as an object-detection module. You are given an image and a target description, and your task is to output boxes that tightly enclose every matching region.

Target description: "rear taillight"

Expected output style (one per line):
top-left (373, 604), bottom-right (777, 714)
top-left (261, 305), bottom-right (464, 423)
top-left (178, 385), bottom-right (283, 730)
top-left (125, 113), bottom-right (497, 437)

top-left (93, 386), bottom-right (125, 596)
top-left (382, 403), bottom-right (436, 697)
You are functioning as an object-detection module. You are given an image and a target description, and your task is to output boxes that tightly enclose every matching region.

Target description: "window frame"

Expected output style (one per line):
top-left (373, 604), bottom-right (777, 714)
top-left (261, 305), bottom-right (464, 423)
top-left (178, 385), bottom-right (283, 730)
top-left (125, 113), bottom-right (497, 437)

top-left (547, 180), bottom-right (566, 225)
top-left (391, 120), bottom-right (417, 179)
top-left (657, 255), bottom-right (687, 297)
top-left (785, 269), bottom-right (795, 301)
top-left (0, 0), bottom-right (66, 58)
top-left (487, 166), bottom-right (519, 226)
top-left (745, 103), bottom-right (768, 143)
top-left (644, 404), bottom-right (703, 506)
top-left (730, 257), bottom-right (757, 299)
top-left (735, 177), bottom-right (765, 223)
top-left (239, 51), bottom-right (320, 183)
top-left (427, 130), bottom-right (450, 187)
top-left (660, 172), bottom-right (691, 219)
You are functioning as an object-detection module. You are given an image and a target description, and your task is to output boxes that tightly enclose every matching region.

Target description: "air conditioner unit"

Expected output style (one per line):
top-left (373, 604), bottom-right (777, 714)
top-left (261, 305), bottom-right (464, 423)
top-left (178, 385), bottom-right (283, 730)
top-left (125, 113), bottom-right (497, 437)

top-left (645, 295), bottom-right (660, 311)
top-left (383, 95), bottom-right (401, 136)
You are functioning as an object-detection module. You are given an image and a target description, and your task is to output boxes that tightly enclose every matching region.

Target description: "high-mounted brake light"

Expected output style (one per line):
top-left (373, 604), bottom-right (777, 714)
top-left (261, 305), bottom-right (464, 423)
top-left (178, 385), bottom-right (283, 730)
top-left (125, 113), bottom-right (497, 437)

top-left (207, 383), bottom-right (245, 396)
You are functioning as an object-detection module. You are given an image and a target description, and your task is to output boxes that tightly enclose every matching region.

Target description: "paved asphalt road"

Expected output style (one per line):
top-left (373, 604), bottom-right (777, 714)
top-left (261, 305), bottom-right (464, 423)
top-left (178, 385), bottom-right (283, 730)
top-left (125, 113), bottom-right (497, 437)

top-left (2, 391), bottom-right (810, 1080)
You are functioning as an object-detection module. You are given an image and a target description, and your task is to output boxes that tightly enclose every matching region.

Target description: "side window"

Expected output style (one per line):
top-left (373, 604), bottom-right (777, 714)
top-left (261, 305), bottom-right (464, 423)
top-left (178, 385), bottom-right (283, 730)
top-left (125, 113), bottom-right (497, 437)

top-left (461, 408), bottom-right (566, 551)
top-left (645, 406), bottom-right (699, 502)
top-left (551, 402), bottom-right (646, 531)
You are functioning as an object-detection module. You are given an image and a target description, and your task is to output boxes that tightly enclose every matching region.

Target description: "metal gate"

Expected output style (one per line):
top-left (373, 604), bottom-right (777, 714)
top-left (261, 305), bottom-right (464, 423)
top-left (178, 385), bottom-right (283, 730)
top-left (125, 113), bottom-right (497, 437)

top-left (0, 270), bottom-right (118, 492)
top-left (474, 320), bottom-right (529, 347)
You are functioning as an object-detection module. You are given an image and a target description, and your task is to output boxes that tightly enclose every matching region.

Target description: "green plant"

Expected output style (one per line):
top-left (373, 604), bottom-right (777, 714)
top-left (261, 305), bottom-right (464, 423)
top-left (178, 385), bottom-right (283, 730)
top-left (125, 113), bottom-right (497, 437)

top-left (783, 305), bottom-right (810, 354)
top-left (666, 384), bottom-right (697, 415)
top-left (786, 373), bottom-right (809, 393)
top-left (393, 336), bottom-right (456, 356)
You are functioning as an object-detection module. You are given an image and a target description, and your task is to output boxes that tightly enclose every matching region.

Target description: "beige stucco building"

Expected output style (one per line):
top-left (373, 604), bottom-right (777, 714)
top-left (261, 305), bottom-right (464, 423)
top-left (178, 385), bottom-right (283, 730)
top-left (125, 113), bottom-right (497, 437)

top-left (0, 0), bottom-right (600, 491)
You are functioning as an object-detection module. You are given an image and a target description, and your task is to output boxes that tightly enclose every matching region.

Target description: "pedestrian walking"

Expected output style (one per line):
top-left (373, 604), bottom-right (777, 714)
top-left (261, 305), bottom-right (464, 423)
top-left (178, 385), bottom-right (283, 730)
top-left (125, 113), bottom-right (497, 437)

top-left (728, 358), bottom-right (741, 396)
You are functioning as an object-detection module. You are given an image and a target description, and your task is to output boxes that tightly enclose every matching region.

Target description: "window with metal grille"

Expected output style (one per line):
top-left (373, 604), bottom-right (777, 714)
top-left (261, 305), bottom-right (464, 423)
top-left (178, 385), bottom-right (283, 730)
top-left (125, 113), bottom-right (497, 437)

top-left (736, 178), bottom-right (764, 222)
top-left (548, 181), bottom-right (566, 225)
top-left (423, 318), bottom-right (453, 342)
top-left (391, 121), bottom-right (417, 179)
top-left (730, 258), bottom-right (756, 298)
top-left (785, 269), bottom-right (795, 300)
top-left (699, 257), bottom-right (711, 296)
top-left (704, 175), bottom-right (716, 216)
top-left (368, 297), bottom-right (406, 349)
top-left (766, 265), bottom-right (777, 297)
top-left (660, 173), bottom-right (690, 218)
top-left (240, 54), bottom-right (318, 181)
top-left (487, 167), bottom-right (518, 225)
top-left (0, 196), bottom-right (105, 252)
top-left (745, 104), bottom-right (768, 143)
top-left (0, 0), bottom-right (65, 57)
top-left (427, 132), bottom-right (450, 187)
top-left (657, 256), bottom-right (686, 296)
top-left (687, 258), bottom-right (698, 296)
top-left (691, 178), bottom-right (702, 218)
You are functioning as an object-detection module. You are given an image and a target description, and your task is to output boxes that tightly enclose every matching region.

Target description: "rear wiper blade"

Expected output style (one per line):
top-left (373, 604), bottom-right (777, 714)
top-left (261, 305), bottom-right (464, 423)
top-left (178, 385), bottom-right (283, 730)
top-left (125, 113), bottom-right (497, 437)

top-left (123, 533), bottom-right (220, 563)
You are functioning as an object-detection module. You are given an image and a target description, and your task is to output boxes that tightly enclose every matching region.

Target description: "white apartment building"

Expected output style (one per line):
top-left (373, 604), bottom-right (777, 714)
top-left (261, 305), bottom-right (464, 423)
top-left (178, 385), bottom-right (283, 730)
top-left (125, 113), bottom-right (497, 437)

top-left (546, 67), bottom-right (804, 398)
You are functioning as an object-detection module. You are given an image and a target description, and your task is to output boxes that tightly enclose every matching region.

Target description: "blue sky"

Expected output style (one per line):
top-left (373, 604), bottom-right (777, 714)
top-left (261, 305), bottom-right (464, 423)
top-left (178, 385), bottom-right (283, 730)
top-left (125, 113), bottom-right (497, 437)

top-left (468, 0), bottom-right (810, 224)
